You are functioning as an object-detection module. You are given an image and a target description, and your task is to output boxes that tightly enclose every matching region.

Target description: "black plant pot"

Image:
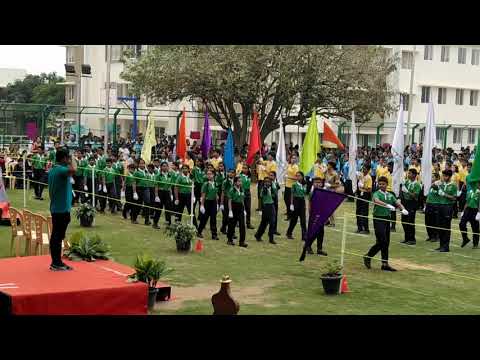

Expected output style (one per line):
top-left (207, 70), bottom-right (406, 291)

top-left (148, 287), bottom-right (159, 310)
top-left (176, 240), bottom-right (191, 252)
top-left (320, 275), bottom-right (342, 295)
top-left (79, 215), bottom-right (94, 227)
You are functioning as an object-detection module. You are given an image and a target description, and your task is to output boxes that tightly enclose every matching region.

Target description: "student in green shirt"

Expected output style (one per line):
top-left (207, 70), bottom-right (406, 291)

top-left (254, 176), bottom-right (277, 244)
top-left (32, 147), bottom-right (47, 200)
top-left (459, 181), bottom-right (480, 249)
top-left (153, 161), bottom-right (173, 228)
top-left (364, 176), bottom-right (408, 272)
top-left (103, 158), bottom-right (119, 214)
top-left (240, 164), bottom-right (254, 229)
top-left (146, 163), bottom-right (157, 224)
top-left (122, 163), bottom-right (137, 221)
top-left (170, 161), bottom-right (180, 195)
top-left (132, 159), bottom-right (150, 225)
top-left (71, 149), bottom-right (84, 206)
top-left (227, 176), bottom-right (248, 248)
top-left (192, 157), bottom-right (206, 222)
top-left (400, 168), bottom-right (422, 245)
top-left (215, 162), bottom-right (225, 194)
top-left (425, 172), bottom-right (442, 242)
top-left (111, 153), bottom-right (123, 212)
top-left (220, 168), bottom-right (236, 235)
top-left (435, 169), bottom-right (458, 252)
top-left (83, 157), bottom-right (98, 207)
top-left (302, 177), bottom-right (327, 258)
top-left (174, 164), bottom-right (197, 227)
top-left (197, 169), bottom-right (219, 240)
top-left (286, 171), bottom-right (307, 241)
top-left (269, 171), bottom-right (281, 236)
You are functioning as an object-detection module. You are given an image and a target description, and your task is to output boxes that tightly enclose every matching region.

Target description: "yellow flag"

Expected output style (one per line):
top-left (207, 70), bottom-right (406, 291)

top-left (141, 114), bottom-right (156, 164)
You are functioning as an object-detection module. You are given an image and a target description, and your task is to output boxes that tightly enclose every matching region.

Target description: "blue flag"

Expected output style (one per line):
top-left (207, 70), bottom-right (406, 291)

top-left (224, 128), bottom-right (235, 172)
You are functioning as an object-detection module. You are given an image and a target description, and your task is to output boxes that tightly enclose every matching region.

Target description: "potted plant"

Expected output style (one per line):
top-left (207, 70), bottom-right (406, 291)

top-left (320, 260), bottom-right (343, 295)
top-left (64, 231), bottom-right (111, 262)
top-left (166, 222), bottom-right (197, 252)
top-left (74, 203), bottom-right (96, 227)
top-left (129, 254), bottom-right (173, 311)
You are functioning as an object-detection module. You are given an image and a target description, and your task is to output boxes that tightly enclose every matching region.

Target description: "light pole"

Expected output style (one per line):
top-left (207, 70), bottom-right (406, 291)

top-left (104, 45), bottom-right (112, 150)
top-left (406, 45), bottom-right (416, 145)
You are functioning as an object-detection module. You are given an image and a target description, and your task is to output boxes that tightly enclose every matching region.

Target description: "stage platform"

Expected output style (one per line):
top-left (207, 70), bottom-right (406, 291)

top-left (0, 256), bottom-right (170, 315)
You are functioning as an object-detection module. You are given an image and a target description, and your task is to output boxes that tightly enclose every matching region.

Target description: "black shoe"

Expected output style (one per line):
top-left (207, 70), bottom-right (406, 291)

top-left (405, 241), bottom-right (416, 246)
top-left (461, 238), bottom-right (471, 248)
top-left (434, 247), bottom-right (442, 251)
top-left (197, 232), bottom-right (204, 238)
top-left (131, 220), bottom-right (139, 224)
top-left (145, 221), bottom-right (151, 226)
top-left (391, 227), bottom-right (396, 232)
top-left (39, 197), bottom-right (44, 200)
top-left (274, 232), bottom-right (281, 236)
top-left (286, 234), bottom-right (293, 240)
top-left (363, 255), bottom-right (371, 269)
top-left (220, 230), bottom-right (227, 235)
top-left (247, 225), bottom-right (254, 230)
top-left (239, 243), bottom-right (248, 248)
top-left (152, 224), bottom-right (160, 229)
top-left (317, 250), bottom-right (328, 256)
top-left (212, 235), bottom-right (219, 240)
top-left (473, 245), bottom-right (479, 249)
top-left (227, 241), bottom-right (235, 246)
top-left (356, 229), bottom-right (363, 234)
top-left (381, 264), bottom-right (397, 272)
top-left (361, 230), bottom-right (370, 234)
top-left (306, 247), bottom-right (314, 254)
top-left (233, 235), bottom-right (237, 240)
top-left (269, 240), bottom-right (277, 244)
top-left (438, 248), bottom-right (449, 253)
top-left (255, 235), bottom-right (263, 242)
top-left (400, 240), bottom-right (408, 244)
top-left (50, 263), bottom-right (73, 271)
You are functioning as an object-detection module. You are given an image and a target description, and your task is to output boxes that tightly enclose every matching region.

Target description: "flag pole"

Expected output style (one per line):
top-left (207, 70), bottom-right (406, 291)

top-left (190, 181), bottom-right (195, 252)
top-left (23, 152), bottom-right (26, 208)
top-left (92, 167), bottom-right (96, 226)
top-left (339, 215), bottom-right (347, 294)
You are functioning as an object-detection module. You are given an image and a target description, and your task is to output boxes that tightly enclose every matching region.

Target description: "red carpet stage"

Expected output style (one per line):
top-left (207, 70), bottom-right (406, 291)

top-left (0, 256), bottom-right (166, 315)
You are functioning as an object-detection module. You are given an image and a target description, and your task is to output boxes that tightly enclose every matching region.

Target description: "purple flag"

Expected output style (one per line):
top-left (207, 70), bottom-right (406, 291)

top-left (201, 111), bottom-right (212, 160)
top-left (299, 188), bottom-right (346, 261)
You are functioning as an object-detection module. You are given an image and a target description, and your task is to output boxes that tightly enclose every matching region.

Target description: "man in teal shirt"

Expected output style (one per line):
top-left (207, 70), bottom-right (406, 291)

top-left (48, 148), bottom-right (76, 271)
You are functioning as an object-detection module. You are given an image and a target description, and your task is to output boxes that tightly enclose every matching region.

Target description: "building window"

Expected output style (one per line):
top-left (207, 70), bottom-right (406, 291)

top-left (424, 45), bottom-right (433, 60)
top-left (401, 51), bottom-right (413, 69)
top-left (66, 86), bottom-right (75, 102)
top-left (458, 47), bottom-right (467, 64)
top-left (66, 47), bottom-right (75, 64)
top-left (437, 88), bottom-right (447, 104)
top-left (472, 49), bottom-right (480, 66)
top-left (470, 90), bottom-right (479, 106)
top-left (455, 89), bottom-right (464, 105)
top-left (440, 46), bottom-right (450, 62)
top-left (436, 127), bottom-right (444, 143)
top-left (453, 128), bottom-right (462, 144)
top-left (421, 86), bottom-right (430, 103)
top-left (109, 45), bottom-right (123, 61)
top-left (117, 83), bottom-right (129, 102)
top-left (468, 128), bottom-right (477, 144)
top-left (401, 93), bottom-right (409, 111)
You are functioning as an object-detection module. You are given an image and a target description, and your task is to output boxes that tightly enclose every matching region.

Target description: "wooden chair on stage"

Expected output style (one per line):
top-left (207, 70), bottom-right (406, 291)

top-left (32, 214), bottom-right (50, 256)
top-left (22, 209), bottom-right (35, 256)
top-left (9, 207), bottom-right (24, 257)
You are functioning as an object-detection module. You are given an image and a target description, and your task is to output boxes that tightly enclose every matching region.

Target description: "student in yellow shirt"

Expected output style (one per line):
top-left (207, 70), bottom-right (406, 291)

top-left (284, 155), bottom-right (299, 220)
top-left (183, 152), bottom-right (194, 170)
top-left (256, 157), bottom-right (267, 211)
top-left (265, 153), bottom-right (277, 174)
top-left (236, 155), bottom-right (246, 175)
top-left (356, 164), bottom-right (373, 234)
top-left (458, 159), bottom-right (469, 211)
top-left (209, 149), bottom-right (222, 170)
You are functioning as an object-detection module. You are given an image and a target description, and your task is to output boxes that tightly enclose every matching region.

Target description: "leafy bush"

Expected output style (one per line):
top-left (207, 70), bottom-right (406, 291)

top-left (74, 203), bottom-right (96, 221)
top-left (129, 254), bottom-right (173, 289)
top-left (64, 231), bottom-right (111, 262)
top-left (321, 260), bottom-right (343, 277)
top-left (166, 222), bottom-right (197, 251)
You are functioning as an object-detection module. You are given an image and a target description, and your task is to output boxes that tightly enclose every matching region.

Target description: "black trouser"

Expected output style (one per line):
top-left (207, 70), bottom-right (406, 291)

top-left (228, 202), bottom-right (246, 244)
top-left (284, 187), bottom-right (292, 219)
top-left (389, 191), bottom-right (396, 229)
top-left (176, 192), bottom-right (197, 227)
top-left (418, 186), bottom-right (426, 210)
top-left (367, 216), bottom-right (391, 265)
top-left (106, 182), bottom-right (118, 213)
top-left (287, 197), bottom-right (306, 240)
top-left (194, 183), bottom-right (202, 221)
top-left (96, 184), bottom-right (107, 212)
top-left (458, 188), bottom-right (467, 213)
top-left (123, 186), bottom-right (134, 220)
top-left (220, 197), bottom-right (229, 233)
top-left (459, 207), bottom-right (479, 246)
top-left (438, 204), bottom-right (453, 251)
top-left (84, 178), bottom-right (94, 206)
top-left (255, 203), bottom-right (276, 241)
top-left (356, 192), bottom-right (371, 231)
top-left (33, 168), bottom-right (45, 198)
top-left (307, 226), bottom-right (325, 252)
top-left (425, 203), bottom-right (440, 241)
top-left (131, 186), bottom-right (145, 222)
top-left (401, 199), bottom-right (418, 243)
top-left (273, 197), bottom-right (279, 233)
top-left (453, 198), bottom-right (459, 218)
top-left (345, 179), bottom-right (354, 201)
top-left (141, 187), bottom-right (151, 223)
top-left (197, 199), bottom-right (217, 237)
top-left (50, 212), bottom-right (70, 266)
top-left (244, 190), bottom-right (252, 226)
top-left (153, 190), bottom-right (172, 225)
top-left (114, 177), bottom-right (122, 210)
top-left (256, 181), bottom-right (263, 209)
top-left (73, 175), bottom-right (83, 204)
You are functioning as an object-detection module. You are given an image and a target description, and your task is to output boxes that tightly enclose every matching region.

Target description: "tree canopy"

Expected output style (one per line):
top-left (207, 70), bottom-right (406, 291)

top-left (121, 45), bottom-right (396, 145)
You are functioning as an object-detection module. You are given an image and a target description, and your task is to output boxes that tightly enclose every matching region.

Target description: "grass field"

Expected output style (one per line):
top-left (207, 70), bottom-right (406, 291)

top-left (2, 186), bottom-right (480, 315)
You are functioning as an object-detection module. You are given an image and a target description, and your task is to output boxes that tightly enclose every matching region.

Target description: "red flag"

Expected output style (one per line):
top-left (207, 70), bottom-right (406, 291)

top-left (246, 111), bottom-right (261, 166)
top-left (176, 110), bottom-right (187, 160)
top-left (323, 121), bottom-right (345, 150)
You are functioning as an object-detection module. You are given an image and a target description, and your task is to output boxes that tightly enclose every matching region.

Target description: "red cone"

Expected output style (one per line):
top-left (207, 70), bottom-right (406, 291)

top-left (195, 239), bottom-right (203, 253)
top-left (341, 275), bottom-right (349, 294)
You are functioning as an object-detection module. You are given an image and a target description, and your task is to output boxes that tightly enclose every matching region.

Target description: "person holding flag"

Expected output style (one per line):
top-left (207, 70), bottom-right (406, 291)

top-left (286, 171), bottom-right (307, 241)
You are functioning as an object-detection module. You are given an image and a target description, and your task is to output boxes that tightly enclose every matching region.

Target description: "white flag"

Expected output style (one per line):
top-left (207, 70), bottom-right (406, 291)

top-left (0, 168), bottom-right (7, 203)
top-left (276, 118), bottom-right (287, 187)
top-left (421, 101), bottom-right (436, 196)
top-left (391, 99), bottom-right (405, 196)
top-left (348, 111), bottom-right (358, 193)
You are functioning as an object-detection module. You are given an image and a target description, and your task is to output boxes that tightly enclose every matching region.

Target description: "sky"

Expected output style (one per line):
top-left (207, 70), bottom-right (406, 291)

top-left (0, 45), bottom-right (65, 75)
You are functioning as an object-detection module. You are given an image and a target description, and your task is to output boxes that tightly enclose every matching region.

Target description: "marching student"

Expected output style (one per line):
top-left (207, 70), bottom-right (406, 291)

top-left (304, 176), bottom-right (328, 256)
top-left (386, 161), bottom-right (396, 232)
top-left (425, 172), bottom-right (442, 243)
top-left (153, 161), bottom-right (173, 228)
top-left (132, 159), bottom-right (150, 225)
top-left (209, 149), bottom-right (222, 170)
top-left (240, 164), bottom-right (254, 229)
top-left (400, 168), bottom-right (421, 245)
top-left (122, 163), bottom-right (136, 221)
top-left (174, 164), bottom-right (197, 227)
top-left (220, 168), bottom-right (236, 235)
top-left (192, 157), bottom-right (206, 220)
top-left (227, 175), bottom-right (248, 247)
top-left (83, 156), bottom-right (98, 207)
top-left (215, 161), bottom-right (226, 195)
top-left (256, 157), bottom-right (267, 211)
top-left (284, 154), bottom-right (299, 221)
top-left (146, 163), bottom-right (157, 222)
top-left (112, 153), bottom-right (123, 212)
top-left (356, 164), bottom-right (372, 234)
top-left (363, 176), bottom-right (408, 272)
top-left (236, 154), bottom-right (246, 176)
top-left (32, 146), bottom-right (46, 200)
top-left (434, 169), bottom-right (458, 252)
top-left (197, 169), bottom-right (219, 240)
top-left (286, 171), bottom-right (307, 241)
top-left (254, 176), bottom-right (277, 244)
top-left (459, 181), bottom-right (480, 249)
top-left (269, 171), bottom-right (281, 236)
top-left (72, 150), bottom-right (84, 205)
top-left (103, 158), bottom-right (119, 214)
top-left (324, 161), bottom-right (341, 226)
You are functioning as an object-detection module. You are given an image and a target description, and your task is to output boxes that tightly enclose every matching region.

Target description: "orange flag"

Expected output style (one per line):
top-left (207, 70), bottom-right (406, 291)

top-left (176, 110), bottom-right (187, 160)
top-left (246, 111), bottom-right (261, 166)
top-left (323, 121), bottom-right (345, 150)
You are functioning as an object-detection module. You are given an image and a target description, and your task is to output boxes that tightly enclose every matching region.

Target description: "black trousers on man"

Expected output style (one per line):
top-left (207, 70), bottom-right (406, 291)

top-left (401, 198), bottom-right (418, 243)
top-left (33, 168), bottom-right (45, 198)
top-left (389, 191), bottom-right (397, 230)
top-left (227, 202), bottom-right (246, 245)
top-left (255, 203), bottom-right (276, 242)
top-left (193, 183), bottom-right (202, 222)
top-left (256, 181), bottom-right (264, 210)
top-left (284, 187), bottom-right (292, 219)
top-left (344, 179), bottom-right (354, 202)
top-left (356, 192), bottom-right (371, 232)
top-left (131, 186), bottom-right (145, 222)
top-left (197, 199), bottom-right (218, 238)
top-left (458, 188), bottom-right (467, 213)
top-left (176, 192), bottom-right (197, 228)
top-left (220, 197), bottom-right (230, 234)
top-left (122, 186), bottom-right (134, 220)
top-left (438, 204), bottom-right (453, 251)
top-left (73, 175), bottom-right (83, 205)
top-left (459, 207), bottom-right (480, 246)
top-left (50, 212), bottom-right (70, 266)
top-left (244, 190), bottom-right (252, 227)
top-left (152, 190), bottom-right (172, 225)
top-left (367, 216), bottom-right (391, 265)
top-left (286, 198), bottom-right (307, 240)
top-left (106, 182), bottom-right (118, 213)
top-left (425, 203), bottom-right (440, 241)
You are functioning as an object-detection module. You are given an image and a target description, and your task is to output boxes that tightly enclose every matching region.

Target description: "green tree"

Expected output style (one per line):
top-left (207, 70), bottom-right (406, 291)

top-left (1, 72), bottom-right (65, 104)
top-left (121, 45), bottom-right (396, 145)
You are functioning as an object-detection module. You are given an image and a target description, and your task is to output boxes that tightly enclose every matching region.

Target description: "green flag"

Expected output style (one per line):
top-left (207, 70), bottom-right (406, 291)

top-left (468, 137), bottom-right (480, 186)
top-left (299, 111), bottom-right (321, 175)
